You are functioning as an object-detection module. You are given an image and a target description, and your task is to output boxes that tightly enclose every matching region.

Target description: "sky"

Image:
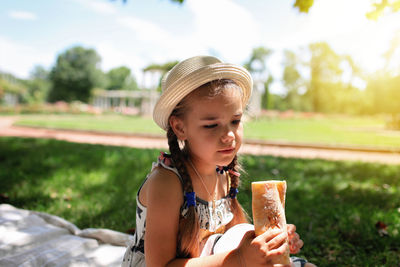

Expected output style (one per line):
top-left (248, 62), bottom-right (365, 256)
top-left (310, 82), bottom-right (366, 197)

top-left (1, 0), bottom-right (400, 93)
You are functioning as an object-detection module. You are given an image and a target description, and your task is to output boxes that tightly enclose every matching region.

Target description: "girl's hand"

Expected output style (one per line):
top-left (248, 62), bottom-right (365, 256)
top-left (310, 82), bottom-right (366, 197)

top-left (236, 229), bottom-right (290, 267)
top-left (287, 224), bottom-right (304, 254)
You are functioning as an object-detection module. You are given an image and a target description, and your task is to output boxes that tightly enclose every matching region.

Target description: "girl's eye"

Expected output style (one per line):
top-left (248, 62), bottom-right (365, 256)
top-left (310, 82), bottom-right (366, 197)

top-left (232, 120), bottom-right (241, 125)
top-left (204, 124), bottom-right (217, 129)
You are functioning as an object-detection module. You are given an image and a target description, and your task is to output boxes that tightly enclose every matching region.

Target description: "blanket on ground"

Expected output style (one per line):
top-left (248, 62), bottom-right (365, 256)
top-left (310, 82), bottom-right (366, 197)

top-left (0, 204), bottom-right (132, 267)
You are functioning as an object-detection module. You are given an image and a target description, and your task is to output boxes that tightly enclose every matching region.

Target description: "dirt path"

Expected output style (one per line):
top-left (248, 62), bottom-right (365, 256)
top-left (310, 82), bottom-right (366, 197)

top-left (1, 116), bottom-right (399, 165)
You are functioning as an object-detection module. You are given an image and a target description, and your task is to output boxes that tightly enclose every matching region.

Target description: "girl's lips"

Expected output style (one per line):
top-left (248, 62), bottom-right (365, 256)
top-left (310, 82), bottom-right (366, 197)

top-left (218, 148), bottom-right (235, 154)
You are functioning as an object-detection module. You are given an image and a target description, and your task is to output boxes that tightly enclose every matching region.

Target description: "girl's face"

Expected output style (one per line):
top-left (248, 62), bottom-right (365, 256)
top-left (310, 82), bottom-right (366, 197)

top-left (177, 88), bottom-right (243, 168)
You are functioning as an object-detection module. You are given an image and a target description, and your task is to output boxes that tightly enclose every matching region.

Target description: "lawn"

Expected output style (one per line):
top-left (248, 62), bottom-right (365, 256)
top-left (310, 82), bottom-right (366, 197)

top-left (1, 137), bottom-right (399, 266)
top-left (14, 114), bottom-right (164, 136)
top-left (13, 113), bottom-right (400, 149)
top-left (246, 116), bottom-right (400, 149)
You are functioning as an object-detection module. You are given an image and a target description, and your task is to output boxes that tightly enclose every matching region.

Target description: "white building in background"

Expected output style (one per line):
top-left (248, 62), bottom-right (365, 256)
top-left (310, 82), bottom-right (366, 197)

top-left (92, 90), bottom-right (160, 116)
top-left (0, 71), bottom-right (20, 107)
top-left (92, 70), bottom-right (161, 116)
top-left (92, 68), bottom-right (262, 117)
top-left (3, 93), bottom-right (18, 106)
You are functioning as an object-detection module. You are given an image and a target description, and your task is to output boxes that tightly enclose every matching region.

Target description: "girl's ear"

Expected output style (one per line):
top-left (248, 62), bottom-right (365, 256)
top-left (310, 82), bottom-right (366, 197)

top-left (169, 116), bottom-right (186, 141)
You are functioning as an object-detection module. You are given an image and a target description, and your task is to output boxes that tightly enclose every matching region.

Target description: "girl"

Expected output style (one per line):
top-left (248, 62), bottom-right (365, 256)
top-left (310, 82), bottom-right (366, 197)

top-left (122, 56), bottom-right (314, 267)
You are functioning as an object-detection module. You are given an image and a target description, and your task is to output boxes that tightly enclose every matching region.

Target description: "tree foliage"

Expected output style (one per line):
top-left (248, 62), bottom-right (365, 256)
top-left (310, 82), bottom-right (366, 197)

top-left (293, 0), bottom-right (314, 13)
top-left (293, 0), bottom-right (400, 18)
top-left (366, 0), bottom-right (400, 20)
top-left (143, 61), bottom-right (178, 73)
top-left (106, 66), bottom-right (138, 90)
top-left (282, 50), bottom-right (308, 111)
top-left (261, 75), bottom-right (273, 110)
top-left (366, 74), bottom-right (400, 115)
top-left (383, 31), bottom-right (400, 72)
top-left (143, 60), bottom-right (179, 91)
top-left (307, 42), bottom-right (343, 112)
top-left (48, 46), bottom-right (105, 103)
top-left (0, 73), bottom-right (25, 95)
top-left (22, 66), bottom-right (52, 103)
top-left (113, 0), bottom-right (400, 19)
top-left (244, 47), bottom-right (272, 74)
top-left (245, 47), bottom-right (273, 110)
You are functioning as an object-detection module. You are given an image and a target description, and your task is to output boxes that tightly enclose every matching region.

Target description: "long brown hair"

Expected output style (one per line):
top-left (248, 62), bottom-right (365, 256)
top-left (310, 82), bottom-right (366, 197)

top-left (167, 79), bottom-right (249, 257)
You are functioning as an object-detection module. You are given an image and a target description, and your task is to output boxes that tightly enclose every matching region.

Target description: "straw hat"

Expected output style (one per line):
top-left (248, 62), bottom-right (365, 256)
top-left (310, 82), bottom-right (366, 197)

top-left (153, 55), bottom-right (253, 131)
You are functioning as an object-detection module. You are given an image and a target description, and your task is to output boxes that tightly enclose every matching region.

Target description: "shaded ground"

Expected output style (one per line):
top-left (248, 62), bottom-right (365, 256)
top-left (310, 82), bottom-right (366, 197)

top-left (1, 116), bottom-right (399, 165)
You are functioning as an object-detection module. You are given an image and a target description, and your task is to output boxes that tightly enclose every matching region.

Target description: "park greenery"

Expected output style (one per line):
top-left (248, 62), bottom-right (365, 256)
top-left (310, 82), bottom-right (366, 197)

top-left (1, 0), bottom-right (399, 129)
top-left (1, 2), bottom-right (399, 265)
top-left (1, 137), bottom-right (399, 266)
top-left (1, 38), bottom-right (400, 128)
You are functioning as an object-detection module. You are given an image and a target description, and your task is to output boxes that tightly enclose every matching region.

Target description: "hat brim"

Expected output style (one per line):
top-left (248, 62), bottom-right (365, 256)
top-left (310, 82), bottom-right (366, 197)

top-left (153, 63), bottom-right (252, 131)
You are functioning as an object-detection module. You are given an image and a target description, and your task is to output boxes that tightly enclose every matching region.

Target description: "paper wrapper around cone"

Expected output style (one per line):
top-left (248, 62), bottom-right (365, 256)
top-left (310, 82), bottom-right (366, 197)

top-left (252, 180), bottom-right (290, 265)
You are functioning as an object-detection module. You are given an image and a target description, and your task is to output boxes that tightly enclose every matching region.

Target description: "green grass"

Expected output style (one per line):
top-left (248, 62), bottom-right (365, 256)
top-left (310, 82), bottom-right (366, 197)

top-left (13, 113), bottom-right (400, 149)
top-left (14, 114), bottom-right (164, 136)
top-left (1, 137), bottom-right (399, 266)
top-left (246, 116), bottom-right (400, 149)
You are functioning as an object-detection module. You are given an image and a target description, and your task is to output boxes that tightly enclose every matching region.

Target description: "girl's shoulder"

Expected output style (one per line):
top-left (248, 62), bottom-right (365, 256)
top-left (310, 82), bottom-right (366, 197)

top-left (144, 156), bottom-right (184, 205)
top-left (149, 164), bottom-right (182, 189)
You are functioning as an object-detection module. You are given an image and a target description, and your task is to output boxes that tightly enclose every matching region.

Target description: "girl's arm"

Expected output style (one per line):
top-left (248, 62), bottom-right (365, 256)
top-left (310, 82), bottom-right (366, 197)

top-left (144, 168), bottom-right (239, 267)
top-left (167, 230), bottom-right (289, 267)
top-left (144, 167), bottom-right (289, 267)
top-left (143, 167), bottom-right (183, 267)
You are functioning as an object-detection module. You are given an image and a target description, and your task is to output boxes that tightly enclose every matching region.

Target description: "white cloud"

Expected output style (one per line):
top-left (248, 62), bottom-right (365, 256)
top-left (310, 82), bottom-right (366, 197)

top-left (117, 16), bottom-right (172, 43)
top-left (115, 15), bottom-right (205, 63)
top-left (8, 10), bottom-right (37, 20)
top-left (96, 41), bottom-right (147, 83)
top-left (73, 0), bottom-right (117, 15)
top-left (0, 36), bottom-right (53, 78)
top-left (76, 0), bottom-right (260, 82)
top-left (186, 0), bottom-right (261, 64)
top-left (112, 0), bottom-right (262, 88)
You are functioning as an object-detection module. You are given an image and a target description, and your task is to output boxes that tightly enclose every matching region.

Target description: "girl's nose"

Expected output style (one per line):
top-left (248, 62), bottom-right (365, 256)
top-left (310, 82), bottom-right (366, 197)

top-left (221, 129), bottom-right (235, 143)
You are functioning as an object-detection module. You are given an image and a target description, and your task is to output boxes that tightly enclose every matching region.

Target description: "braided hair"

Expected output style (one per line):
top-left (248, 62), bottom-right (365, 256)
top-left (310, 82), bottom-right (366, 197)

top-left (167, 79), bottom-right (249, 257)
top-left (226, 155), bottom-right (249, 227)
top-left (167, 127), bottom-right (200, 257)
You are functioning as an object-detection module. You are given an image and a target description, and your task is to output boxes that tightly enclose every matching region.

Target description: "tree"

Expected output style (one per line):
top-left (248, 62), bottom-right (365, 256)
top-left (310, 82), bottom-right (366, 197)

top-left (113, 0), bottom-right (400, 19)
top-left (244, 47), bottom-right (272, 74)
top-left (48, 46), bottom-right (105, 103)
top-left (0, 73), bottom-right (27, 104)
top-left (383, 30), bottom-right (400, 74)
top-left (282, 49), bottom-right (309, 111)
top-left (106, 66), bottom-right (138, 90)
top-left (261, 75), bottom-right (273, 110)
top-left (113, 0), bottom-right (314, 13)
top-left (293, 0), bottom-right (314, 13)
top-left (365, 33), bottom-right (400, 127)
top-left (366, 0), bottom-right (400, 20)
top-left (143, 61), bottom-right (178, 73)
top-left (336, 55), bottom-right (369, 114)
top-left (307, 42), bottom-right (342, 112)
top-left (293, 0), bottom-right (400, 19)
top-left (366, 74), bottom-right (400, 123)
top-left (23, 65), bottom-right (51, 103)
top-left (244, 47), bottom-right (273, 110)
top-left (143, 60), bottom-right (178, 91)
